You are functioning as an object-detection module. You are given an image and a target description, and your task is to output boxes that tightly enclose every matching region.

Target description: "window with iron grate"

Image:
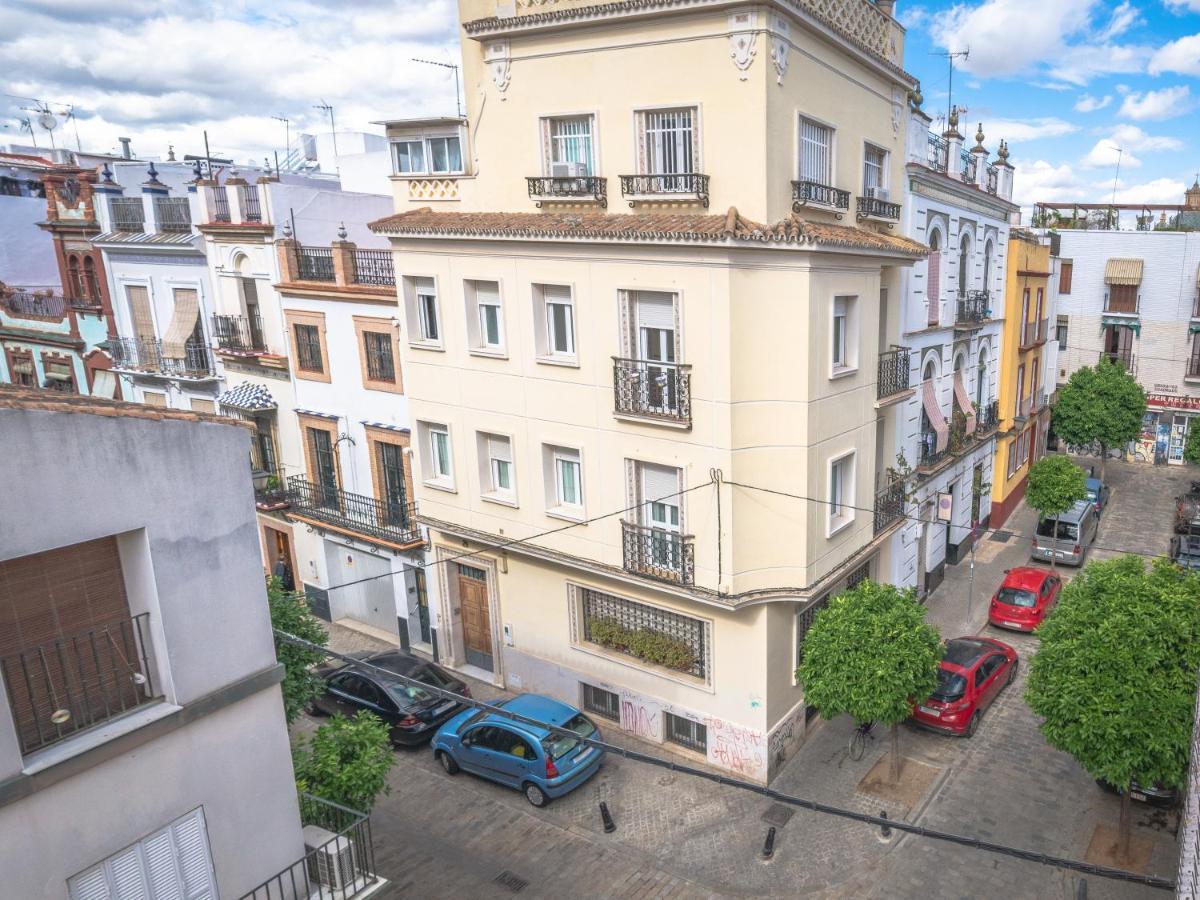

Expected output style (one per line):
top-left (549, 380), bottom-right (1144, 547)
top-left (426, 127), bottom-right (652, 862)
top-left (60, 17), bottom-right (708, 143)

top-left (580, 587), bottom-right (706, 679)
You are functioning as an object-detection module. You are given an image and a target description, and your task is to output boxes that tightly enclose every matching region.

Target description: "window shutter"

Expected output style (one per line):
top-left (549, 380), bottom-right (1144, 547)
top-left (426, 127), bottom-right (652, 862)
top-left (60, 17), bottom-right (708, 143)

top-left (927, 250), bottom-right (941, 326)
top-left (172, 809), bottom-right (217, 900)
top-left (474, 281), bottom-right (500, 307)
top-left (487, 435), bottom-right (512, 463)
top-left (542, 284), bottom-right (570, 305)
top-left (142, 828), bottom-right (184, 897)
top-left (640, 464), bottom-right (680, 505)
top-left (108, 846), bottom-right (149, 898)
top-left (126, 285), bottom-right (155, 341)
top-left (68, 863), bottom-right (111, 900)
top-left (635, 292), bottom-right (674, 330)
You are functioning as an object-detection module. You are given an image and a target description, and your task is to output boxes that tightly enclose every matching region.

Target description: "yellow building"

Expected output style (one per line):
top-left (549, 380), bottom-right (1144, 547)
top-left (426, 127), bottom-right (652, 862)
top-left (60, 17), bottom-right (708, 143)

top-left (370, 0), bottom-right (927, 781)
top-left (991, 230), bottom-right (1056, 526)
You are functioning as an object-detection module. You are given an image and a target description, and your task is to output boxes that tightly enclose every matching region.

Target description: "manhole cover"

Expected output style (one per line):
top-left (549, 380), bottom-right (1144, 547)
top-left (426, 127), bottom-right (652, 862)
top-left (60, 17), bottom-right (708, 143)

top-left (494, 871), bottom-right (529, 893)
top-left (988, 530), bottom-right (1013, 543)
top-left (761, 803), bottom-right (795, 828)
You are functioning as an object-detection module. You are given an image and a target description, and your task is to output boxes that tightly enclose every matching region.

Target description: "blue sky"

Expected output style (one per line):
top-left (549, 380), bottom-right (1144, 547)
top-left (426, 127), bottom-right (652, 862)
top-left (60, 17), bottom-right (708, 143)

top-left (0, 0), bottom-right (1196, 213)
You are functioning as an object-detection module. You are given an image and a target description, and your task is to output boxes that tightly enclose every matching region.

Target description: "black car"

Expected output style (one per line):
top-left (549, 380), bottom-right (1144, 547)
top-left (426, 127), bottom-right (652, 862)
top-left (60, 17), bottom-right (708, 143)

top-left (312, 650), bottom-right (470, 746)
top-left (1096, 778), bottom-right (1180, 808)
top-left (1171, 534), bottom-right (1200, 571)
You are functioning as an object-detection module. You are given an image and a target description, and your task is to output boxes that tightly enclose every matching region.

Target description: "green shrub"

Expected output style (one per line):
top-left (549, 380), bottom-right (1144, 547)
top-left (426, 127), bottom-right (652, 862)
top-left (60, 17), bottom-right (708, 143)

top-left (586, 617), bottom-right (696, 673)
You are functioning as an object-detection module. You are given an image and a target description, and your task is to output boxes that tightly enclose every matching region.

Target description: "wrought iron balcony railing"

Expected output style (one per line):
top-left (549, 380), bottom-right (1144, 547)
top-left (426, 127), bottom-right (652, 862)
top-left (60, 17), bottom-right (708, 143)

top-left (612, 358), bottom-right (691, 425)
top-left (351, 249), bottom-right (395, 286)
top-left (240, 185), bottom-right (262, 222)
top-left (211, 187), bottom-right (231, 223)
top-left (962, 149), bottom-right (978, 183)
top-left (620, 520), bottom-right (695, 585)
top-left (856, 195), bottom-right (901, 221)
top-left (2, 290), bottom-right (66, 319)
top-left (978, 398), bottom-right (1000, 431)
top-left (1100, 349), bottom-right (1136, 374)
top-left (0, 612), bottom-right (158, 755)
top-left (873, 479), bottom-right (905, 535)
top-left (791, 180), bottom-right (850, 213)
top-left (285, 475), bottom-right (422, 547)
top-left (212, 312), bottom-right (267, 353)
top-left (153, 197), bottom-right (192, 232)
top-left (986, 164), bottom-right (999, 195)
top-left (527, 176), bottom-right (608, 207)
top-left (1017, 394), bottom-right (1032, 419)
top-left (955, 290), bottom-right (989, 326)
top-left (296, 247), bottom-right (335, 282)
top-left (1189, 355), bottom-right (1200, 379)
top-left (109, 197), bottom-right (145, 232)
top-left (619, 173), bottom-right (709, 207)
top-left (918, 429), bottom-right (952, 470)
top-left (1020, 318), bottom-right (1050, 348)
top-left (927, 133), bottom-right (949, 173)
top-left (877, 346), bottom-right (912, 400)
top-left (109, 337), bottom-right (217, 378)
top-left (254, 471), bottom-right (289, 510)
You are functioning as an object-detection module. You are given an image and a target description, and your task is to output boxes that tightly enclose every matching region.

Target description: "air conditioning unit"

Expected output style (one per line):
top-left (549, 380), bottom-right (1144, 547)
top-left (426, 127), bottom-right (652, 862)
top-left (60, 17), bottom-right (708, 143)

top-left (303, 825), bottom-right (357, 892)
top-left (867, 187), bottom-right (890, 202)
top-left (550, 161), bottom-right (588, 178)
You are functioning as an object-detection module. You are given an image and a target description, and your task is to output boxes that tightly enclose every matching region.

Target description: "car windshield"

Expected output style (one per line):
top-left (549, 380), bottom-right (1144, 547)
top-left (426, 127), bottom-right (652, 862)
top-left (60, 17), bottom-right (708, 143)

top-left (996, 587), bottom-right (1037, 608)
top-left (411, 664), bottom-right (455, 689)
top-left (542, 713), bottom-right (597, 760)
top-left (931, 669), bottom-right (967, 702)
top-left (1036, 518), bottom-right (1078, 541)
top-left (384, 680), bottom-right (435, 708)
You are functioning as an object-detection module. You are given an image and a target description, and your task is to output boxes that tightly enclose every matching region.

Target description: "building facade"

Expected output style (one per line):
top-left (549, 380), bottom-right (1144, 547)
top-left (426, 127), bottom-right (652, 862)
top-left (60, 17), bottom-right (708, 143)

top-left (369, 0), bottom-right (932, 781)
top-left (991, 230), bottom-right (1059, 526)
top-left (0, 387), bottom-right (303, 897)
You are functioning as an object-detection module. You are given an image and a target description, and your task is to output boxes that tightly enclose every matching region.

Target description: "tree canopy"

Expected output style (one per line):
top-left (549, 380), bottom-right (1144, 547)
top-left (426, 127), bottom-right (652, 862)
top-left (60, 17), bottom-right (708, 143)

top-left (267, 577), bottom-right (329, 725)
top-left (1185, 425), bottom-right (1200, 466)
top-left (1052, 359), bottom-right (1146, 456)
top-left (293, 711), bottom-right (395, 812)
top-left (1026, 455), bottom-right (1088, 522)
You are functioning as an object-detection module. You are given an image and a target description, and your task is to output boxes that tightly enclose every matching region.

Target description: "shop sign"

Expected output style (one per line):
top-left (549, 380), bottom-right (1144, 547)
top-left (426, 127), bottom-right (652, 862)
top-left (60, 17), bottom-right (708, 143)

top-left (1147, 394), bottom-right (1200, 411)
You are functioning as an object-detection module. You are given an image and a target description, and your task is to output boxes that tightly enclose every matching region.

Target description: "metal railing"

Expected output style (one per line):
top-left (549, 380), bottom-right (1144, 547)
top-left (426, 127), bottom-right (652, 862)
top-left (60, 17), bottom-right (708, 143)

top-left (239, 794), bottom-right (377, 900)
top-left (154, 197), bottom-right (191, 232)
top-left (1188, 355), bottom-right (1200, 379)
top-left (254, 469), bottom-right (289, 509)
top-left (619, 173), bottom-right (710, 207)
top-left (2, 290), bottom-right (66, 318)
top-left (620, 520), bottom-right (695, 585)
top-left (240, 185), bottom-right (262, 222)
top-left (978, 398), bottom-right (1000, 431)
top-left (582, 586), bottom-right (706, 678)
top-left (0, 612), bottom-right (158, 755)
top-left (1037, 317), bottom-right (1049, 343)
top-left (791, 179), bottom-right (850, 212)
top-left (612, 358), bottom-right (691, 425)
top-left (955, 290), bottom-right (989, 326)
top-left (285, 476), bottom-right (422, 547)
top-left (986, 164), bottom-right (999, 195)
top-left (1100, 349), bottom-right (1136, 374)
top-left (927, 134), bottom-right (948, 172)
top-left (211, 187), bottom-right (231, 223)
top-left (110, 197), bottom-right (145, 232)
top-left (212, 312), bottom-right (267, 352)
top-left (918, 428), bottom-right (952, 470)
top-left (1020, 319), bottom-right (1041, 348)
top-left (873, 479), bottom-right (905, 535)
top-left (527, 176), bottom-right (608, 207)
top-left (296, 247), bottom-right (335, 282)
top-left (877, 346), bottom-right (911, 400)
top-left (351, 249), bottom-right (394, 287)
top-left (856, 195), bottom-right (901, 220)
top-left (1018, 394), bottom-right (1032, 418)
top-left (961, 148), bottom-right (977, 182)
top-left (109, 337), bottom-right (217, 378)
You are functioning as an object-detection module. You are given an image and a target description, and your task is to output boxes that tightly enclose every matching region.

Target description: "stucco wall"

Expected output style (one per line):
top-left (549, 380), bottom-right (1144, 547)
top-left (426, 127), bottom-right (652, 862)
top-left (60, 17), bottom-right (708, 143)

top-left (0, 195), bottom-right (60, 290)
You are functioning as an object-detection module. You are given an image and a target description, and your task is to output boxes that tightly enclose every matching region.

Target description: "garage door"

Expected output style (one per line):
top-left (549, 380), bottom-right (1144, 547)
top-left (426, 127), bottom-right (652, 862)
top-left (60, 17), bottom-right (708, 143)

top-left (324, 542), bottom-right (397, 638)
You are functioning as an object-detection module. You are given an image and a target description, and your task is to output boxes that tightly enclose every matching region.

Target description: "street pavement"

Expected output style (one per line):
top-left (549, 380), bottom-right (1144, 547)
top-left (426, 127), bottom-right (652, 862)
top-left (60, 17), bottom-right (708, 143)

top-left (318, 456), bottom-right (1188, 899)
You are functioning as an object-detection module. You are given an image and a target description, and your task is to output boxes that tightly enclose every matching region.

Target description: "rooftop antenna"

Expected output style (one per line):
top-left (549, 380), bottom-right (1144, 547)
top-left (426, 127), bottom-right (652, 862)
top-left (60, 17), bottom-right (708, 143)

top-left (17, 116), bottom-right (36, 149)
top-left (412, 58), bottom-right (462, 118)
top-left (1110, 147), bottom-right (1123, 226)
top-left (314, 101), bottom-right (337, 161)
top-left (271, 115), bottom-right (290, 170)
top-left (60, 105), bottom-right (82, 152)
top-left (931, 48), bottom-right (970, 132)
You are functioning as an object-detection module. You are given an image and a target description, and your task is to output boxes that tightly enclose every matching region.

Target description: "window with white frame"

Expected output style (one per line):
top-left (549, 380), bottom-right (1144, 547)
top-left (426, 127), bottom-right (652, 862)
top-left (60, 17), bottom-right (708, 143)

top-left (465, 280), bottom-right (504, 353)
top-left (391, 134), bottom-right (463, 175)
top-left (545, 115), bottom-right (595, 176)
top-left (532, 283), bottom-right (576, 362)
top-left (638, 107), bottom-right (697, 176)
top-left (798, 116), bottom-right (833, 185)
top-left (418, 422), bottom-right (453, 488)
top-left (543, 444), bottom-right (583, 517)
top-left (403, 276), bottom-right (441, 347)
top-left (828, 451), bottom-right (855, 534)
top-left (863, 144), bottom-right (888, 194)
top-left (830, 295), bottom-right (858, 375)
top-left (478, 432), bottom-right (515, 501)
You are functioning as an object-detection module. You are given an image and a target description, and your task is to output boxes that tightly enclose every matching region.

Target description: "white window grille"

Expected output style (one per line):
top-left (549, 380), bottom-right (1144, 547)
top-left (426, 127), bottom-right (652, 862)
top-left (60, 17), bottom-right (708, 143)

top-left (548, 116), bottom-right (594, 174)
top-left (798, 117), bottom-right (833, 184)
top-left (641, 108), bottom-right (695, 176)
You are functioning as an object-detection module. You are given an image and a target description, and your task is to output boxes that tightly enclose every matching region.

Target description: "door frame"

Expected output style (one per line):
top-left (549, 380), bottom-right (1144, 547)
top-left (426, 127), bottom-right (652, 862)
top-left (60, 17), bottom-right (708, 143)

top-left (434, 544), bottom-right (504, 686)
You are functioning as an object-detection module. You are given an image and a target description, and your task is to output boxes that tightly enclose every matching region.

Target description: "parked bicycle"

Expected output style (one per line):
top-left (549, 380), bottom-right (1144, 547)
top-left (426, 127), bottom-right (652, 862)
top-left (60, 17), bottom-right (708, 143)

top-left (848, 720), bottom-right (876, 760)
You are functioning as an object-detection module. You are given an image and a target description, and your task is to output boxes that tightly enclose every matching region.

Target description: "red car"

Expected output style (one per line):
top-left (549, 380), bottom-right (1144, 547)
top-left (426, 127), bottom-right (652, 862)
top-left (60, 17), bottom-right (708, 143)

top-left (911, 637), bottom-right (1018, 737)
top-left (987, 566), bottom-right (1062, 632)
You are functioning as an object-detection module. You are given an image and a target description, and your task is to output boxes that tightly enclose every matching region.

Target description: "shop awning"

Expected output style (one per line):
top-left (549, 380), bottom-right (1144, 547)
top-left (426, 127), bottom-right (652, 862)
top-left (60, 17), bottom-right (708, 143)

top-left (44, 361), bottom-right (73, 382)
top-left (160, 288), bottom-right (200, 360)
top-left (1104, 258), bottom-right (1143, 286)
top-left (1101, 315), bottom-right (1141, 337)
top-left (922, 378), bottom-right (949, 453)
top-left (1189, 322), bottom-right (1200, 335)
top-left (953, 369), bottom-right (977, 434)
top-left (217, 381), bottom-right (276, 412)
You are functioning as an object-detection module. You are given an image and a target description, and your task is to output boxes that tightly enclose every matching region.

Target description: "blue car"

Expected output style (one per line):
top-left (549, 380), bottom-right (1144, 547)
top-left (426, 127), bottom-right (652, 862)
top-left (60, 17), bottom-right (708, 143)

top-left (432, 694), bottom-right (604, 807)
top-left (1085, 477), bottom-right (1110, 516)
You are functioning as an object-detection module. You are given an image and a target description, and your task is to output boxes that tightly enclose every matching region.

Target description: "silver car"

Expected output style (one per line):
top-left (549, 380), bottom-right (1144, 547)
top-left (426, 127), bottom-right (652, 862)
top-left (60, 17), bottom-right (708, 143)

top-left (1032, 500), bottom-right (1098, 567)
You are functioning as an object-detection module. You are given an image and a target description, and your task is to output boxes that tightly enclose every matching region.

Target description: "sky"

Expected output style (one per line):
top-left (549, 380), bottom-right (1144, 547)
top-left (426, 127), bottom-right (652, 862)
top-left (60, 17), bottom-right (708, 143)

top-left (1, 0), bottom-right (1197, 215)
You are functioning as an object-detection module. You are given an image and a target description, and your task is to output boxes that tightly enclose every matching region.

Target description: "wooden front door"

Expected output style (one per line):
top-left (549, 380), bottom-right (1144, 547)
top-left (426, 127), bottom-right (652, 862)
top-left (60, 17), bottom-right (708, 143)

top-left (457, 564), bottom-right (493, 671)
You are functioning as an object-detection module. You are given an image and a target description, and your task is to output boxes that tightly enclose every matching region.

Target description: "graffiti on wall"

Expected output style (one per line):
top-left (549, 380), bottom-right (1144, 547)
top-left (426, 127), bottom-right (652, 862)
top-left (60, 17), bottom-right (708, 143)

top-left (703, 715), bottom-right (767, 781)
top-left (619, 691), bottom-right (662, 741)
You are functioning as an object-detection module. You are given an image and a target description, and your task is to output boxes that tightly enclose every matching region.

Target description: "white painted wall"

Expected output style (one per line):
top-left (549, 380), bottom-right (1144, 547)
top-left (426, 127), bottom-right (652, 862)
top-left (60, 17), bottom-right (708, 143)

top-left (0, 195), bottom-right (60, 289)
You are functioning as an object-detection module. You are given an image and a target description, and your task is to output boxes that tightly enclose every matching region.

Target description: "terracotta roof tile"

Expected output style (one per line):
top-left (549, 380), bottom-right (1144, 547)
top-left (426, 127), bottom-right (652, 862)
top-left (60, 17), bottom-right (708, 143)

top-left (0, 385), bottom-right (254, 431)
top-left (370, 207), bottom-right (928, 257)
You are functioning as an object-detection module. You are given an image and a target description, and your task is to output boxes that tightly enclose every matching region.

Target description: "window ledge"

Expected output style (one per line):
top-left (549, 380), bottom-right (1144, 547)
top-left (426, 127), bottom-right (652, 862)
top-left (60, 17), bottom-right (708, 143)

top-left (21, 701), bottom-right (180, 776)
top-left (535, 355), bottom-right (580, 369)
top-left (827, 515), bottom-right (855, 538)
top-left (830, 366), bottom-right (858, 380)
top-left (481, 492), bottom-right (519, 509)
top-left (389, 173), bottom-right (473, 181)
top-left (424, 479), bottom-right (457, 494)
top-left (570, 640), bottom-right (713, 693)
top-left (469, 348), bottom-right (509, 360)
top-left (408, 341), bottom-right (445, 352)
top-left (612, 412), bottom-right (692, 431)
top-left (546, 506), bottom-right (586, 524)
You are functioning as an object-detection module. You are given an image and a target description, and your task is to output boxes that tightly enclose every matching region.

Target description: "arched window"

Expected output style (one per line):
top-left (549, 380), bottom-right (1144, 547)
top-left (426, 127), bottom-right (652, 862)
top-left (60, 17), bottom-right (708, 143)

top-left (82, 257), bottom-right (98, 301)
top-left (958, 233), bottom-right (972, 295)
top-left (928, 228), bottom-right (941, 252)
top-left (923, 359), bottom-right (937, 383)
top-left (976, 347), bottom-right (988, 409)
top-left (983, 240), bottom-right (994, 291)
top-left (67, 255), bottom-right (83, 300)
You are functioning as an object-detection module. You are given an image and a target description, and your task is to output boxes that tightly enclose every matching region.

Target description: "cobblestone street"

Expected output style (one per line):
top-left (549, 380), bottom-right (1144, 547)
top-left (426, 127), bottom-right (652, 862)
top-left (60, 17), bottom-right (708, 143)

top-left (326, 457), bottom-right (1187, 899)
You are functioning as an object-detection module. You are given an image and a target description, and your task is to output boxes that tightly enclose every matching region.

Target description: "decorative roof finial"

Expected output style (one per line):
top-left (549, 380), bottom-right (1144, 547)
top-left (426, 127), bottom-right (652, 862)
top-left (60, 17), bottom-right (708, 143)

top-left (167, 145), bottom-right (176, 162)
top-left (975, 123), bottom-right (985, 148)
top-left (282, 220), bottom-right (292, 238)
top-left (192, 159), bottom-right (203, 180)
top-left (909, 84), bottom-right (924, 110)
top-left (101, 163), bottom-right (114, 184)
top-left (146, 161), bottom-right (161, 185)
top-left (948, 106), bottom-right (959, 129)
top-left (998, 140), bottom-right (1010, 161)
top-left (337, 221), bottom-right (348, 240)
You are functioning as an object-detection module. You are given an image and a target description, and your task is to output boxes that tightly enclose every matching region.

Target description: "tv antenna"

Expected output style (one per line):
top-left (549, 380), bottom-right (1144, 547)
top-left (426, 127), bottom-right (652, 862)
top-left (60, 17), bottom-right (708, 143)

top-left (412, 58), bottom-right (462, 118)
top-left (271, 115), bottom-right (290, 168)
top-left (1110, 147), bottom-right (1123, 212)
top-left (21, 104), bottom-right (57, 149)
top-left (61, 105), bottom-right (82, 152)
top-left (314, 101), bottom-right (337, 160)
top-left (931, 48), bottom-right (970, 133)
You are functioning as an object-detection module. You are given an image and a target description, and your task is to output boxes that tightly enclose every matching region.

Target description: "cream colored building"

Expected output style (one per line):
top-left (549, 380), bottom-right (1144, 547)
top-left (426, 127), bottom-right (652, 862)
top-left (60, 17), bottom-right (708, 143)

top-left (371, 0), bottom-right (927, 781)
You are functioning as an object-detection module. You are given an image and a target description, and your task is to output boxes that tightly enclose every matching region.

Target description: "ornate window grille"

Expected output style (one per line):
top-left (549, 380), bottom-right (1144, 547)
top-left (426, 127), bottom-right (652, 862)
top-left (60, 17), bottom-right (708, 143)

top-left (579, 587), bottom-right (707, 679)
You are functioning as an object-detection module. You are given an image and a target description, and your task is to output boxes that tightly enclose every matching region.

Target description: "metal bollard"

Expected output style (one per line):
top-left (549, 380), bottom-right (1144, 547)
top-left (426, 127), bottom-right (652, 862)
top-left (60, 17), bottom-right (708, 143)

top-left (599, 801), bottom-right (616, 833)
top-left (879, 810), bottom-right (892, 839)
top-left (762, 826), bottom-right (777, 860)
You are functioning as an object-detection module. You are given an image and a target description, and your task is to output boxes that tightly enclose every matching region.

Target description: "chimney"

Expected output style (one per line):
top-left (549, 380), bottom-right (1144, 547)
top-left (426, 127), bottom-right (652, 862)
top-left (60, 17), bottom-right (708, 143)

top-left (118, 137), bottom-right (132, 160)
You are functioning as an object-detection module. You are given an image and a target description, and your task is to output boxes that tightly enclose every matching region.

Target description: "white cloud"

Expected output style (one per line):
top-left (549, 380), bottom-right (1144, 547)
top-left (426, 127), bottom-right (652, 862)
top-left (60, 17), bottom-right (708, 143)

top-left (1081, 139), bottom-right (1140, 169)
top-left (1078, 125), bottom-right (1182, 169)
top-left (1074, 93), bottom-right (1112, 112)
top-left (1163, 0), bottom-right (1200, 12)
top-left (1098, 1), bottom-right (1140, 40)
top-left (1011, 158), bottom-right (1089, 209)
top-left (1150, 34), bottom-right (1200, 76)
top-left (1048, 43), bottom-right (1152, 85)
top-left (899, 5), bottom-right (928, 27)
top-left (1109, 123), bottom-right (1184, 151)
top-left (1118, 86), bottom-right (1192, 120)
top-left (981, 117), bottom-right (1078, 142)
top-left (1112, 178), bottom-right (1187, 204)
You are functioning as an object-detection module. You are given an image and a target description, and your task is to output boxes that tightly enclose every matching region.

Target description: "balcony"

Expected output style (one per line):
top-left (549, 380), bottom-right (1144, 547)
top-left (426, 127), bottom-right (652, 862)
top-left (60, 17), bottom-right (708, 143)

top-left (239, 794), bottom-right (378, 900)
top-left (1100, 349), bottom-right (1136, 374)
top-left (109, 197), bottom-right (145, 233)
top-left (955, 290), bottom-right (989, 328)
top-left (285, 475), bottom-right (422, 549)
top-left (978, 398), bottom-right (1000, 431)
top-left (153, 197), bottom-right (192, 232)
top-left (873, 479), bottom-right (905, 535)
top-left (986, 164), bottom-right (999, 195)
top-left (211, 187), bottom-right (231, 223)
top-left (350, 249), bottom-right (395, 287)
top-left (791, 180), bottom-right (850, 215)
top-left (918, 429), bottom-right (952, 470)
top-left (856, 195), bottom-right (901, 222)
top-left (296, 247), bottom-right (336, 282)
top-left (1188, 355), bottom-right (1200, 380)
top-left (1017, 394), bottom-right (1032, 419)
top-left (620, 520), bottom-right (695, 585)
top-left (612, 358), bottom-right (691, 426)
top-left (254, 470), bottom-right (289, 511)
top-left (1, 613), bottom-right (159, 756)
top-left (240, 185), bottom-right (262, 223)
top-left (527, 176), bottom-right (607, 207)
top-left (109, 337), bottom-right (217, 378)
top-left (927, 134), bottom-right (949, 173)
top-left (1, 289), bottom-right (66, 319)
top-left (619, 173), bottom-right (709, 208)
top-left (918, 399), bottom-right (1000, 474)
top-left (212, 312), bottom-right (267, 353)
top-left (877, 346), bottom-right (912, 401)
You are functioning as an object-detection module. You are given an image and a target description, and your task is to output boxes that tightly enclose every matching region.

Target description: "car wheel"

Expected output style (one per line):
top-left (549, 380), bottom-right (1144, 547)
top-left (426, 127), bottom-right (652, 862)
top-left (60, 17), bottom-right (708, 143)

top-left (965, 712), bottom-right (982, 738)
top-left (437, 750), bottom-right (459, 775)
top-left (523, 782), bottom-right (549, 808)
top-left (1007, 658), bottom-right (1019, 685)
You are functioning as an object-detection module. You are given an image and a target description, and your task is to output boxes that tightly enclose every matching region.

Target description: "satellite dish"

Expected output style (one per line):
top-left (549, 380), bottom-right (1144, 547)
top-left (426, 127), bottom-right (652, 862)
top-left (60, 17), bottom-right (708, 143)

top-left (38, 111), bottom-right (58, 131)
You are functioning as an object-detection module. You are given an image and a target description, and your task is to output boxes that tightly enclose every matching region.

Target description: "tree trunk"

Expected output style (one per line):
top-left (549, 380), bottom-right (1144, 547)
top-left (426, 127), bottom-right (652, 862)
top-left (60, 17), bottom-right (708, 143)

top-left (1099, 444), bottom-right (1107, 482)
top-left (1048, 541), bottom-right (1057, 574)
top-left (1117, 790), bottom-right (1132, 863)
top-left (889, 722), bottom-right (902, 783)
